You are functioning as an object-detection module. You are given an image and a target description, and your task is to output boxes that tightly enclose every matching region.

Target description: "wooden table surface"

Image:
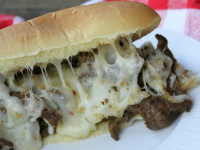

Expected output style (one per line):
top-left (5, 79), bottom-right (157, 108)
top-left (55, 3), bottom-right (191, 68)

top-left (0, 0), bottom-right (88, 20)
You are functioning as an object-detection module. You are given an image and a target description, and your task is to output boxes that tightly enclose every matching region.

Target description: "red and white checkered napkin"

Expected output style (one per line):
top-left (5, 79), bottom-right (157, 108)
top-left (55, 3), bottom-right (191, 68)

top-left (0, 14), bottom-right (25, 29)
top-left (83, 0), bottom-right (200, 41)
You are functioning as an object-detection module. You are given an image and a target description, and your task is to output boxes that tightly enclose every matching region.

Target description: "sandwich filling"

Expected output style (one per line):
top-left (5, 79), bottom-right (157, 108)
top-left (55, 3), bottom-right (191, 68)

top-left (0, 34), bottom-right (197, 149)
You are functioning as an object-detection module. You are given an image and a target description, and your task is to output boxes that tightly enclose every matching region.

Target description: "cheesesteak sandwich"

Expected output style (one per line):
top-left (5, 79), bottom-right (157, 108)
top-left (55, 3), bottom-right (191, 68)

top-left (0, 1), bottom-right (198, 150)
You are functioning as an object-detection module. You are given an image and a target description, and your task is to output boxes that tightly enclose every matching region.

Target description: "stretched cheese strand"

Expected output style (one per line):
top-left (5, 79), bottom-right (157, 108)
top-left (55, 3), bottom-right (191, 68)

top-left (54, 61), bottom-right (66, 88)
top-left (40, 66), bottom-right (50, 89)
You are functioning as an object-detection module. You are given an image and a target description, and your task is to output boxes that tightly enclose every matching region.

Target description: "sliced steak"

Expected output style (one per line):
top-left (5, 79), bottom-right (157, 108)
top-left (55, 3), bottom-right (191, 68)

top-left (109, 96), bottom-right (192, 140)
top-left (139, 96), bottom-right (192, 130)
top-left (0, 138), bottom-right (14, 150)
top-left (155, 34), bottom-right (177, 74)
top-left (41, 107), bottom-right (62, 127)
top-left (108, 105), bottom-right (139, 141)
top-left (138, 43), bottom-right (155, 60)
top-left (39, 90), bottom-right (62, 138)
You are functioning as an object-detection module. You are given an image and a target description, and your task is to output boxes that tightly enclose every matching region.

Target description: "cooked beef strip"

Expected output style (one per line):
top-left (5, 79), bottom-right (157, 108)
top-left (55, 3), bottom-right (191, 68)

top-left (41, 107), bottom-right (62, 127)
top-left (155, 34), bottom-right (177, 74)
top-left (138, 44), bottom-right (154, 60)
top-left (139, 96), bottom-right (192, 130)
top-left (109, 96), bottom-right (192, 140)
top-left (77, 52), bottom-right (96, 80)
top-left (0, 138), bottom-right (14, 150)
top-left (108, 105), bottom-right (139, 141)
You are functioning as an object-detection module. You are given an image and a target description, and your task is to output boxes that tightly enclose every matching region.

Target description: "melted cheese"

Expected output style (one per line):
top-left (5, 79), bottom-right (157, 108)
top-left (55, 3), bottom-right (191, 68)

top-left (141, 42), bottom-right (172, 95)
top-left (48, 36), bottom-right (148, 138)
top-left (0, 77), bottom-right (43, 128)
top-left (141, 42), bottom-right (192, 103)
top-left (175, 63), bottom-right (199, 90)
top-left (0, 121), bottom-right (42, 150)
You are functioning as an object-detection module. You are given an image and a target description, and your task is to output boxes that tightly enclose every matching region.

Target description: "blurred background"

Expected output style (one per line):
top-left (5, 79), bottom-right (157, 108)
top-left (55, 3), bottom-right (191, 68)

top-left (0, 0), bottom-right (87, 20)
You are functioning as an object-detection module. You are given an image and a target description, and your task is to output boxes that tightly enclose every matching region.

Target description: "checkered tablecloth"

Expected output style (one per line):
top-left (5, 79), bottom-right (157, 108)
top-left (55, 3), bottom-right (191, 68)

top-left (83, 0), bottom-right (200, 41)
top-left (0, 15), bottom-right (24, 29)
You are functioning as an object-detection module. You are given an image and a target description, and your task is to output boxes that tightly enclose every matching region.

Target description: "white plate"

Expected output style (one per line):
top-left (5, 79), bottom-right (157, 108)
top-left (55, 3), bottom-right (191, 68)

top-left (42, 28), bottom-right (200, 150)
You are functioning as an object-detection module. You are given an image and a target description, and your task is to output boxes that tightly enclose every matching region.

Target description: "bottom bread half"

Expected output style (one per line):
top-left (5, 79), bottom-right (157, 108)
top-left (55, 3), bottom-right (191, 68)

top-left (43, 115), bottom-right (143, 146)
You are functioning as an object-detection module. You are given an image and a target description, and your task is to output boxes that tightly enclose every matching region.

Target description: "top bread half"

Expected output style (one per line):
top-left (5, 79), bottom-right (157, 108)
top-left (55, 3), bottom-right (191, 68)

top-left (0, 1), bottom-right (160, 73)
